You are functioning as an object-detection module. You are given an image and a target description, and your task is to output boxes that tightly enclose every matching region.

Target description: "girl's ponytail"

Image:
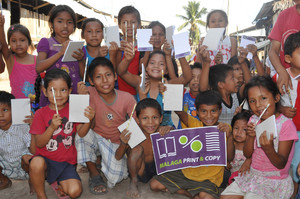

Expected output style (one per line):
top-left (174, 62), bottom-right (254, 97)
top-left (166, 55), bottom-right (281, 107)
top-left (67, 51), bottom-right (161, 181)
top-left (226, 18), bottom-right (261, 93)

top-left (33, 72), bottom-right (45, 111)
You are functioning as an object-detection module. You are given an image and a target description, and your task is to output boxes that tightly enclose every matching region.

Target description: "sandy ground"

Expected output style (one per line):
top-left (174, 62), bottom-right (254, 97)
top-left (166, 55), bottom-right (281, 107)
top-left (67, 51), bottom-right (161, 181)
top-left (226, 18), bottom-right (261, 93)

top-left (1, 79), bottom-right (184, 198)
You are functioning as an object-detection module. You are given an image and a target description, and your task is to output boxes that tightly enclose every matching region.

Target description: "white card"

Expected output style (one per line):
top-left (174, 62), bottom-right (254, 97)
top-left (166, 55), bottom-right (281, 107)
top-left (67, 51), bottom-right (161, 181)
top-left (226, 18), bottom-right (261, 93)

top-left (69, 94), bottom-right (89, 123)
top-left (243, 100), bottom-right (249, 110)
top-left (61, 41), bottom-right (84, 62)
top-left (137, 29), bottom-right (153, 51)
top-left (104, 26), bottom-right (120, 48)
top-left (255, 115), bottom-right (277, 147)
top-left (139, 63), bottom-right (146, 92)
top-left (164, 84), bottom-right (184, 111)
top-left (173, 32), bottom-right (191, 59)
top-left (202, 28), bottom-right (225, 51)
top-left (118, 118), bottom-right (146, 148)
top-left (240, 35), bottom-right (256, 59)
top-left (11, 98), bottom-right (31, 125)
top-left (166, 25), bottom-right (175, 48)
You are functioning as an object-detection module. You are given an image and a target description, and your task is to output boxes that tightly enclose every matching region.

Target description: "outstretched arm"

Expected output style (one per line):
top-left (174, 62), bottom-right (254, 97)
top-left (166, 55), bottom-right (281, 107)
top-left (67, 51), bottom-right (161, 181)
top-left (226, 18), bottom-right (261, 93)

top-left (0, 43), bottom-right (5, 74)
top-left (117, 42), bottom-right (141, 88)
top-left (247, 44), bottom-right (264, 76)
top-left (115, 129), bottom-right (130, 160)
top-left (175, 111), bottom-right (189, 127)
top-left (243, 122), bottom-right (255, 158)
top-left (77, 106), bottom-right (95, 137)
top-left (163, 39), bottom-right (177, 80)
top-left (0, 15), bottom-right (13, 74)
top-left (168, 56), bottom-right (192, 85)
top-left (238, 47), bottom-right (251, 98)
top-left (198, 45), bottom-right (211, 91)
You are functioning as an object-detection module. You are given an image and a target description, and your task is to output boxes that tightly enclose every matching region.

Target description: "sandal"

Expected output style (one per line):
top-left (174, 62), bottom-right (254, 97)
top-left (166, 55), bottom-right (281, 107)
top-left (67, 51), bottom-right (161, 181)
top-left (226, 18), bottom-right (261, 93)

top-left (88, 175), bottom-right (107, 195)
top-left (0, 174), bottom-right (12, 190)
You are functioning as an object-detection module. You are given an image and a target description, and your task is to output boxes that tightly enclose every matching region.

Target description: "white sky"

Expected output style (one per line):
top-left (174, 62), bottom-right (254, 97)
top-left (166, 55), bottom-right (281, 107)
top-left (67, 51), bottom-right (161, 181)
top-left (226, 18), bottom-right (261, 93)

top-left (94, 0), bottom-right (271, 34)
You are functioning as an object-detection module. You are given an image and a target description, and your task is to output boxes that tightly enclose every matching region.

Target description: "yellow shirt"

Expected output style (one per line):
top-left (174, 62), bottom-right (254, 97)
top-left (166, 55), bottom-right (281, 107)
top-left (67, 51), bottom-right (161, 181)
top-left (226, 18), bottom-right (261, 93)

top-left (181, 115), bottom-right (224, 187)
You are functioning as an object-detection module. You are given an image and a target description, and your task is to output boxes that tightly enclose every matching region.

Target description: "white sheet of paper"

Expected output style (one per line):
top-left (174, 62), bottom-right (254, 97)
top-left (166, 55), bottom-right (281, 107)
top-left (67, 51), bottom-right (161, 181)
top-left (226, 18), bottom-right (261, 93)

top-left (11, 98), bottom-right (31, 125)
top-left (61, 41), bottom-right (84, 62)
top-left (118, 118), bottom-right (146, 148)
top-left (166, 25), bottom-right (175, 48)
top-left (243, 100), bottom-right (249, 110)
top-left (240, 35), bottom-right (256, 59)
top-left (69, 94), bottom-right (89, 123)
top-left (255, 115), bottom-right (277, 147)
top-left (173, 31), bottom-right (191, 59)
top-left (202, 28), bottom-right (225, 51)
top-left (139, 64), bottom-right (146, 92)
top-left (104, 26), bottom-right (120, 48)
top-left (137, 29), bottom-right (153, 52)
top-left (164, 84), bottom-right (184, 111)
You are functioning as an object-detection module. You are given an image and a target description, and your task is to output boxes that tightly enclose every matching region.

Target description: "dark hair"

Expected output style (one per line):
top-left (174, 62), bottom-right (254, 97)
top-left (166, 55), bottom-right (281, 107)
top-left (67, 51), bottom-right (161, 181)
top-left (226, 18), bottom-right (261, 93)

top-left (0, 91), bottom-right (15, 107)
top-left (191, 62), bottom-right (202, 70)
top-left (284, 31), bottom-right (300, 56)
top-left (34, 69), bottom-right (72, 109)
top-left (244, 75), bottom-right (280, 109)
top-left (118, 6), bottom-right (141, 25)
top-left (227, 55), bottom-right (239, 67)
top-left (209, 64), bottom-right (233, 91)
top-left (81, 18), bottom-right (104, 38)
top-left (206, 9), bottom-right (228, 29)
top-left (148, 21), bottom-right (166, 35)
top-left (147, 50), bottom-right (166, 66)
top-left (195, 90), bottom-right (222, 110)
top-left (88, 57), bottom-right (115, 81)
top-left (136, 98), bottom-right (162, 118)
top-left (48, 5), bottom-right (76, 37)
top-left (7, 24), bottom-right (32, 46)
top-left (231, 111), bottom-right (251, 128)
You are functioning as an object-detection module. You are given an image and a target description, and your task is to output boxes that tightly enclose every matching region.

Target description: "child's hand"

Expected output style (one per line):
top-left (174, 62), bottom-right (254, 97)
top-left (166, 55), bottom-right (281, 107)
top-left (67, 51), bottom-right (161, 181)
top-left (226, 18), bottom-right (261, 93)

top-left (280, 106), bottom-right (297, 118)
top-left (237, 47), bottom-right (248, 64)
top-left (50, 114), bottom-right (62, 130)
top-left (247, 44), bottom-right (258, 57)
top-left (120, 129), bottom-right (131, 144)
top-left (138, 75), bottom-right (150, 96)
top-left (238, 158), bottom-right (251, 176)
top-left (72, 48), bottom-right (84, 62)
top-left (246, 122), bottom-right (256, 137)
top-left (226, 162), bottom-right (232, 170)
top-left (99, 45), bottom-right (108, 57)
top-left (58, 40), bottom-right (70, 56)
top-left (124, 42), bottom-right (135, 61)
top-left (218, 122), bottom-right (232, 138)
top-left (108, 42), bottom-right (118, 56)
top-left (77, 81), bottom-right (89, 94)
top-left (198, 45), bottom-right (211, 65)
top-left (84, 106), bottom-right (95, 121)
top-left (163, 39), bottom-right (172, 56)
top-left (214, 51), bottom-right (223, 64)
top-left (120, 40), bottom-right (128, 52)
top-left (158, 81), bottom-right (167, 94)
top-left (234, 106), bottom-right (242, 116)
top-left (260, 131), bottom-right (274, 151)
top-left (158, 126), bottom-right (173, 136)
top-left (24, 113), bottom-right (34, 126)
top-left (0, 15), bottom-right (5, 28)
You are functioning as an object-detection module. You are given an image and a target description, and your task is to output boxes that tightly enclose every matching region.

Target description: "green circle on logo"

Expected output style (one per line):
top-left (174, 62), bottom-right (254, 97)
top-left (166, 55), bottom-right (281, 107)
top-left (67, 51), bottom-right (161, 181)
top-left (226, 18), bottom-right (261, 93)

top-left (179, 136), bottom-right (188, 145)
top-left (191, 140), bottom-right (202, 152)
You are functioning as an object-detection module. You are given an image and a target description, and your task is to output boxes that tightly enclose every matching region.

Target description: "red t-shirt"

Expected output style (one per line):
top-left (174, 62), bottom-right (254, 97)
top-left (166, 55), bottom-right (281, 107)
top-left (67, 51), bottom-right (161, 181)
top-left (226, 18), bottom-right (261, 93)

top-left (30, 104), bottom-right (78, 164)
top-left (268, 5), bottom-right (300, 69)
top-left (118, 47), bottom-right (140, 95)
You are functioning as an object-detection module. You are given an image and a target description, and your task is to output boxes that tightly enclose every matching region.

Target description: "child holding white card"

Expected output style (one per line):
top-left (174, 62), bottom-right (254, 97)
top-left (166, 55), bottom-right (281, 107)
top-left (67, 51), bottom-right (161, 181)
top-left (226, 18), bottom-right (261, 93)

top-left (0, 91), bottom-right (34, 192)
top-left (76, 57), bottom-right (136, 194)
top-left (116, 98), bottom-right (169, 198)
top-left (35, 5), bottom-right (85, 107)
top-left (118, 44), bottom-right (192, 131)
top-left (196, 10), bottom-right (237, 66)
top-left (29, 69), bottom-right (95, 198)
top-left (221, 75), bottom-right (298, 199)
top-left (81, 18), bottom-right (119, 84)
top-left (0, 15), bottom-right (37, 99)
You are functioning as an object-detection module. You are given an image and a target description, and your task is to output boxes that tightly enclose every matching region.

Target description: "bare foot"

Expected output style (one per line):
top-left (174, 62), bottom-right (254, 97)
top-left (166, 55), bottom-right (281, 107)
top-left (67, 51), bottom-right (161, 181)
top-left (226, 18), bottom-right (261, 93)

top-left (126, 180), bottom-right (140, 198)
top-left (28, 178), bottom-right (35, 195)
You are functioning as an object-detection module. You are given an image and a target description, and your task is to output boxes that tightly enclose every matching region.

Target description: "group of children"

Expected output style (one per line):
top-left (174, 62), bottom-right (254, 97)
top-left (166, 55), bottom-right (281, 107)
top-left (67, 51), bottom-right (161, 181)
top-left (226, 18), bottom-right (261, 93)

top-left (0, 2), bottom-right (300, 199)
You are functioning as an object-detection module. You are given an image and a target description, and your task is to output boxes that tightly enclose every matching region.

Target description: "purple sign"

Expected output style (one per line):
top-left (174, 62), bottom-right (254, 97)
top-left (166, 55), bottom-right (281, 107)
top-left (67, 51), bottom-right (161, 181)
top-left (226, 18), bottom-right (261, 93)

top-left (150, 126), bottom-right (227, 175)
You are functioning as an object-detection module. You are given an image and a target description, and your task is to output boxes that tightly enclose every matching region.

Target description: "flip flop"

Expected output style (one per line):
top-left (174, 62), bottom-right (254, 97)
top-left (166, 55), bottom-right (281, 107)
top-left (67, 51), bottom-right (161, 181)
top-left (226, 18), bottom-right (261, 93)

top-left (50, 181), bottom-right (70, 199)
top-left (88, 175), bottom-right (107, 195)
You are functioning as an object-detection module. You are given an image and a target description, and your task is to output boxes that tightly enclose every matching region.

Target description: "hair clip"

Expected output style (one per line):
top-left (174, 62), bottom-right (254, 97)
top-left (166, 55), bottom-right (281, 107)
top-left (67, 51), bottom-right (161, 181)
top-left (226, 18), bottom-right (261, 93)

top-left (40, 71), bottom-right (46, 79)
top-left (11, 26), bottom-right (14, 30)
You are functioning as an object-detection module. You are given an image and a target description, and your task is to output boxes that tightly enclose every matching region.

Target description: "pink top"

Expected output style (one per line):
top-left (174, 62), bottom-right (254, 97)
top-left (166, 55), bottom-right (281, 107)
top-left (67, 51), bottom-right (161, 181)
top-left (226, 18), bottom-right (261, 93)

top-left (250, 114), bottom-right (298, 179)
top-left (9, 56), bottom-right (37, 98)
top-left (268, 5), bottom-right (300, 69)
top-left (88, 87), bottom-right (136, 144)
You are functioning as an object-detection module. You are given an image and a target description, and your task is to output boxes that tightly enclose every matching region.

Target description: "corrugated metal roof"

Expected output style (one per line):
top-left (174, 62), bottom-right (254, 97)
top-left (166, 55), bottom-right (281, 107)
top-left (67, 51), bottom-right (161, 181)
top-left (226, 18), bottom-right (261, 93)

top-left (254, 1), bottom-right (275, 22)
